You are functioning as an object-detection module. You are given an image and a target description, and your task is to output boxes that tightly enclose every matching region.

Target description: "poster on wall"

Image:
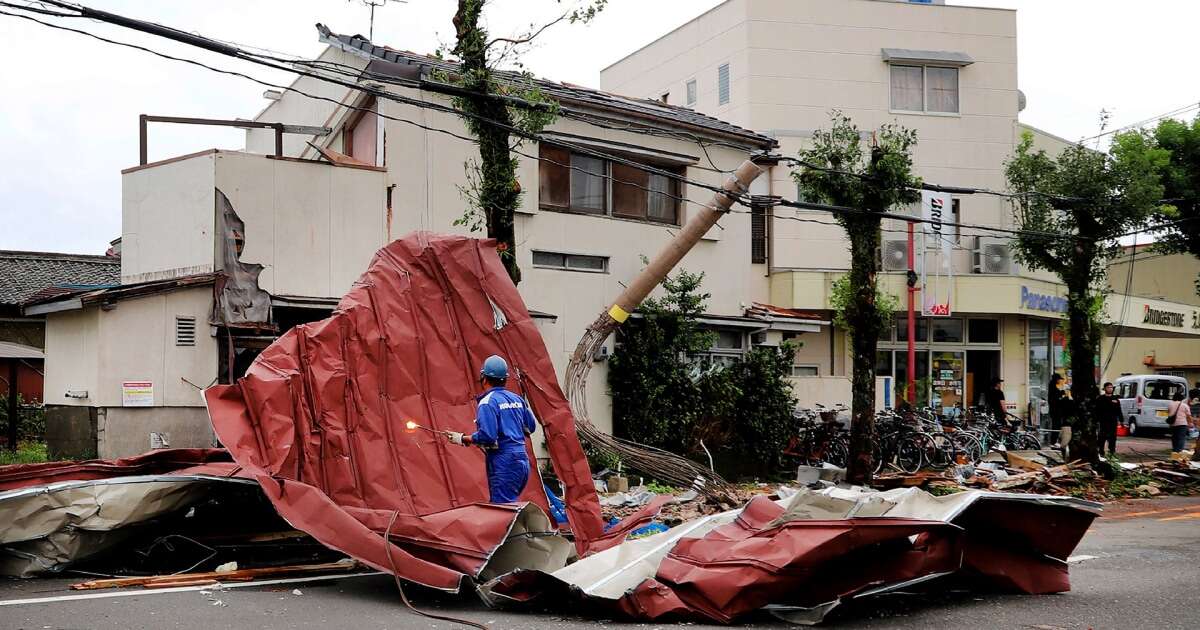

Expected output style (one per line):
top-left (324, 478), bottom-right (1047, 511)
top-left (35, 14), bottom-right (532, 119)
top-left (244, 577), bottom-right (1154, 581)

top-left (920, 190), bottom-right (953, 316)
top-left (122, 381), bottom-right (154, 407)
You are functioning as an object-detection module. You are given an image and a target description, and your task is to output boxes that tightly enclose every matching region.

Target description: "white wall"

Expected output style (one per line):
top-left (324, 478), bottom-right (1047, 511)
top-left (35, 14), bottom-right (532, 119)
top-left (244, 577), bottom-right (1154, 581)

top-left (121, 152), bottom-right (216, 284)
top-left (44, 286), bottom-right (217, 408)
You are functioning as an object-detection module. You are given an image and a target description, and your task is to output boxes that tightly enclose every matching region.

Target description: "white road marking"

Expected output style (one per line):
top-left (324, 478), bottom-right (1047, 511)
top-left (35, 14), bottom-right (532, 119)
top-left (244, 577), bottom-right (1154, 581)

top-left (0, 571), bottom-right (384, 607)
top-left (1067, 555), bottom-right (1098, 563)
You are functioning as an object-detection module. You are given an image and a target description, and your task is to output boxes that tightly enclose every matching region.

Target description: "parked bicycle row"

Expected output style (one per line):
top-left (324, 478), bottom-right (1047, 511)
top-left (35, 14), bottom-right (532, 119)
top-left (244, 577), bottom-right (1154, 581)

top-left (783, 404), bottom-right (1043, 474)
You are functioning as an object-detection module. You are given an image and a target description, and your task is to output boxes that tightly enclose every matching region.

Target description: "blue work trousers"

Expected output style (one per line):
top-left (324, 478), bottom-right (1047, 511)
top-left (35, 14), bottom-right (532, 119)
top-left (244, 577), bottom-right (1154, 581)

top-left (485, 448), bottom-right (530, 503)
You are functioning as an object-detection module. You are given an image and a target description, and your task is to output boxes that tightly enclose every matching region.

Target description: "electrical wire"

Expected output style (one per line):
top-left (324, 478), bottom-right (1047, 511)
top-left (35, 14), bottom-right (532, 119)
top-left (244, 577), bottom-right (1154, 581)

top-left (1079, 101), bottom-right (1200, 144)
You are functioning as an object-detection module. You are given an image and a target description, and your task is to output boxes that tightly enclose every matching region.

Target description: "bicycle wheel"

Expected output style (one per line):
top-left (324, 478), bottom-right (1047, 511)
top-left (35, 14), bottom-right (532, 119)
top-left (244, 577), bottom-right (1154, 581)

top-left (1018, 432), bottom-right (1042, 450)
top-left (952, 432), bottom-right (983, 463)
top-left (896, 434), bottom-right (930, 474)
top-left (827, 436), bottom-right (849, 468)
top-left (925, 432), bottom-right (955, 469)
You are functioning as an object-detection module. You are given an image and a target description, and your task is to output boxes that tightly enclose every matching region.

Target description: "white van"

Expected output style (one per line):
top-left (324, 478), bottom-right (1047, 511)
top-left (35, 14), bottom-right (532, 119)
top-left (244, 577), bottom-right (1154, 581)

top-left (1113, 374), bottom-right (1189, 435)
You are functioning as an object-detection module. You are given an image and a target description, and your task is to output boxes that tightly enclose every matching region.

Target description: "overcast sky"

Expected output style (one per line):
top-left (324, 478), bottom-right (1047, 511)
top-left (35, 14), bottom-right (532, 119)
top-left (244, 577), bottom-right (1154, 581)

top-left (1, 0), bottom-right (1196, 254)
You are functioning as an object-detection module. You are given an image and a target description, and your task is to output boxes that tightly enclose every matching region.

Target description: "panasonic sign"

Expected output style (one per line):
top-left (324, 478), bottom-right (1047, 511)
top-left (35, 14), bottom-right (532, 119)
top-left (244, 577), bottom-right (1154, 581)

top-left (1020, 287), bottom-right (1067, 314)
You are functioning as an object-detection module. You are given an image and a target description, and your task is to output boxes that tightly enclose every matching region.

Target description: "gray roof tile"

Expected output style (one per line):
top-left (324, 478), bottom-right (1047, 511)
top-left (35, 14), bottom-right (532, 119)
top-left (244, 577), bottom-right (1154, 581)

top-left (0, 251), bottom-right (120, 306)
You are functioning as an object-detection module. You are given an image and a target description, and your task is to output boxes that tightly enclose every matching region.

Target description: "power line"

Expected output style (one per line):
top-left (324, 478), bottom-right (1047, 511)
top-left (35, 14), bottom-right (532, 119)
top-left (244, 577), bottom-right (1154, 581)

top-left (1079, 101), bottom-right (1200, 144)
top-left (0, 1), bottom-right (1117, 246)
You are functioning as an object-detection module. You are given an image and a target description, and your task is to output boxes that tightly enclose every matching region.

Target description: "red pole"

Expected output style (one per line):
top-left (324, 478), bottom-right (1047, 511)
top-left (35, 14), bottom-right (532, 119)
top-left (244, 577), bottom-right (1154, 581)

top-left (906, 221), bottom-right (917, 405)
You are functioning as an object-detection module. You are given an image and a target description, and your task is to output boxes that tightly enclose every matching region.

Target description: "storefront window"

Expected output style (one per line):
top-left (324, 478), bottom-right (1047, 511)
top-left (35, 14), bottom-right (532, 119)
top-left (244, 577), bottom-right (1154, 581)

top-left (895, 318), bottom-right (928, 342)
top-left (930, 319), bottom-right (963, 343)
top-left (931, 351), bottom-right (964, 413)
top-left (1028, 319), bottom-right (1052, 426)
top-left (893, 350), bottom-right (930, 406)
top-left (967, 319), bottom-right (999, 344)
top-left (876, 351), bottom-right (893, 377)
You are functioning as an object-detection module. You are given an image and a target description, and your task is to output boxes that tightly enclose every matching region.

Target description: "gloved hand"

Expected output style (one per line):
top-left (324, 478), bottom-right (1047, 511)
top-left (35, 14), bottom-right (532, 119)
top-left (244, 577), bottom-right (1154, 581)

top-left (447, 431), bottom-right (465, 446)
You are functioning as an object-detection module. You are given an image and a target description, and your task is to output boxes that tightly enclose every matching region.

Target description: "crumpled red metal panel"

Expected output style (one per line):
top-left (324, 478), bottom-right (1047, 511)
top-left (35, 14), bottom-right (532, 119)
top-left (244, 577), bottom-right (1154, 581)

top-left (203, 233), bottom-right (639, 590)
top-left (0, 448), bottom-right (239, 492)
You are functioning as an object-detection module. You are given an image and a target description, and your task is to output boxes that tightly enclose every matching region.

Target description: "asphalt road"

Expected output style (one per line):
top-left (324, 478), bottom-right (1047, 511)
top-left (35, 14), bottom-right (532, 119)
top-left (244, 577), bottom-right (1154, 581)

top-left (2, 496), bottom-right (1198, 630)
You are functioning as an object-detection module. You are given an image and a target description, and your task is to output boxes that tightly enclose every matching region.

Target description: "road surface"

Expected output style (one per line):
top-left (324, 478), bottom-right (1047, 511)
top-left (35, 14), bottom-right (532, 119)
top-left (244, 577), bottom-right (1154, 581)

top-left (2, 496), bottom-right (1198, 629)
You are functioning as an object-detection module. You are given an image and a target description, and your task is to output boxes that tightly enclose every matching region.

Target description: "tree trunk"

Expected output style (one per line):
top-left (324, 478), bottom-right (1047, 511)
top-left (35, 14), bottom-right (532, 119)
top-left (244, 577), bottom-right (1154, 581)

top-left (454, 0), bottom-right (522, 285)
top-left (1065, 267), bottom-right (1100, 463)
top-left (844, 216), bottom-right (881, 484)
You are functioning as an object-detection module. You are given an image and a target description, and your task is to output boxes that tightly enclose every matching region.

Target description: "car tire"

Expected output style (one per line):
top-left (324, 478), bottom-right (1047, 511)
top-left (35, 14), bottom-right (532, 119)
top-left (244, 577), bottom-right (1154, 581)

top-left (1127, 418), bottom-right (1137, 436)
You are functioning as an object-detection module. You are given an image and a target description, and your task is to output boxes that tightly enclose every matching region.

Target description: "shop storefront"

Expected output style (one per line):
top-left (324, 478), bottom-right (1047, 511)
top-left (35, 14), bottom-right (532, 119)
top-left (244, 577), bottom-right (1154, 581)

top-left (876, 316), bottom-right (1004, 413)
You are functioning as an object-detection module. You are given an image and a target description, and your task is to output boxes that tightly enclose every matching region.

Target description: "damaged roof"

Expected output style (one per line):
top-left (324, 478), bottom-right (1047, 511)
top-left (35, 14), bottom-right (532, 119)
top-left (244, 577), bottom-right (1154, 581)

top-left (315, 24), bottom-right (777, 150)
top-left (0, 250), bottom-right (119, 307)
top-left (23, 272), bottom-right (217, 316)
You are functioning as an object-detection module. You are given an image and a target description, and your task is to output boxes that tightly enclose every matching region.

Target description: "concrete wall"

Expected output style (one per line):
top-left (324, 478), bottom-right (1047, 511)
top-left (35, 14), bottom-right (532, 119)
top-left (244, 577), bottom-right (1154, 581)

top-left (43, 307), bottom-right (101, 406)
top-left (603, 0), bottom-right (1027, 277)
top-left (44, 406), bottom-right (98, 460)
top-left (213, 152), bottom-right (387, 298)
top-left (121, 153), bottom-right (217, 284)
top-left (96, 406), bottom-right (215, 459)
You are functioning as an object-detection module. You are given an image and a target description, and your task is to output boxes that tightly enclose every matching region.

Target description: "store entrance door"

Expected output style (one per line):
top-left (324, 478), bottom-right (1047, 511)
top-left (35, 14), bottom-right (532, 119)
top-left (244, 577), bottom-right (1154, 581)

top-left (967, 350), bottom-right (1001, 410)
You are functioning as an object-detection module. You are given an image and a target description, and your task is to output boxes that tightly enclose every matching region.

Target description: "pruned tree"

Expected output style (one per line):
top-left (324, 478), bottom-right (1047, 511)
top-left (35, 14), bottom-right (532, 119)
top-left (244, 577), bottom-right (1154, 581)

top-left (1005, 130), bottom-right (1166, 463)
top-left (447, 0), bottom-right (606, 284)
top-left (792, 113), bottom-right (921, 484)
top-left (1115, 115), bottom-right (1200, 295)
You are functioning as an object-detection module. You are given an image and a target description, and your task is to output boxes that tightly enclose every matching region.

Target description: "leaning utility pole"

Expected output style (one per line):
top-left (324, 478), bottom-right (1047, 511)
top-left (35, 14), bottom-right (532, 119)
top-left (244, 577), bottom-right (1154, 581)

top-left (565, 159), bottom-right (767, 502)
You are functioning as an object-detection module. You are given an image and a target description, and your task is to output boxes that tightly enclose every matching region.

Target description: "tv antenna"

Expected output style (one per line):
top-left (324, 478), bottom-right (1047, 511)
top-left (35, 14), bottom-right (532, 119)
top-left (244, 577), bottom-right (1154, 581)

top-left (351, 0), bottom-right (403, 41)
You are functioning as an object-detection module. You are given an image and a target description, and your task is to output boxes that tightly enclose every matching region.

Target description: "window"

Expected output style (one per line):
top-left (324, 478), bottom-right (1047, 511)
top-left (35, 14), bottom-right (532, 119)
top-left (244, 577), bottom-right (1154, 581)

top-left (890, 65), bottom-right (959, 114)
top-left (1116, 381), bottom-right (1136, 399)
top-left (714, 330), bottom-right (744, 350)
top-left (344, 96), bottom-right (379, 164)
top-left (792, 365), bottom-right (819, 377)
top-left (895, 318), bottom-right (929, 343)
top-left (570, 154), bottom-right (607, 213)
top-left (750, 205), bottom-right (767, 264)
top-left (532, 250), bottom-right (608, 273)
top-left (686, 79), bottom-right (697, 107)
top-left (175, 316), bottom-right (196, 346)
top-left (929, 319), bottom-right (963, 343)
top-left (717, 63), bottom-right (730, 105)
top-left (539, 144), bottom-right (682, 225)
top-left (1146, 380), bottom-right (1184, 401)
top-left (950, 199), bottom-right (961, 243)
top-left (967, 319), bottom-right (999, 344)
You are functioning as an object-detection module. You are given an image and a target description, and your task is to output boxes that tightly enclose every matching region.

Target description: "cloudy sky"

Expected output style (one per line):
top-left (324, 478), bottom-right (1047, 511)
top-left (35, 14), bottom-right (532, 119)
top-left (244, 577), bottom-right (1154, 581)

top-left (1, 0), bottom-right (1196, 254)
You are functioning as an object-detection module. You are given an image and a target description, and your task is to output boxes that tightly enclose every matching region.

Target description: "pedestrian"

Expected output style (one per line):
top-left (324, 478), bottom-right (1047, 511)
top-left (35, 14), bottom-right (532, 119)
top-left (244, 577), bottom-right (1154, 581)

top-left (1167, 392), bottom-right (1194, 454)
top-left (445, 355), bottom-right (537, 503)
top-left (1095, 382), bottom-right (1122, 457)
top-left (1190, 381), bottom-right (1200, 423)
top-left (1048, 373), bottom-right (1071, 450)
top-left (984, 377), bottom-right (1011, 427)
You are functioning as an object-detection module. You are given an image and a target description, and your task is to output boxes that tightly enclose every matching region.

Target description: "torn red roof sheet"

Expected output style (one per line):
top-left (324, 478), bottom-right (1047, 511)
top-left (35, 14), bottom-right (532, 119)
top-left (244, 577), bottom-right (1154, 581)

top-left (202, 233), bottom-right (643, 591)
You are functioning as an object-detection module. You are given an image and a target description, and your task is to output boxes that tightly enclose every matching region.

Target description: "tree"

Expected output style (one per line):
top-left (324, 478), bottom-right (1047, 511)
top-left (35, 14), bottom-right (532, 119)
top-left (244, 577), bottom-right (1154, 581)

top-left (1117, 115), bottom-right (1200, 295)
top-left (1005, 130), bottom-right (1166, 463)
top-left (792, 113), bottom-right (921, 484)
top-left (448, 0), bottom-right (605, 284)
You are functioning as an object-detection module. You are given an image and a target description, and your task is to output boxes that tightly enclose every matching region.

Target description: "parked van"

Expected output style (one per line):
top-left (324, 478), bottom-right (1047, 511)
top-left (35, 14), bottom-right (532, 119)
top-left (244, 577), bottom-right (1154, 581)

top-left (1113, 374), bottom-right (1189, 435)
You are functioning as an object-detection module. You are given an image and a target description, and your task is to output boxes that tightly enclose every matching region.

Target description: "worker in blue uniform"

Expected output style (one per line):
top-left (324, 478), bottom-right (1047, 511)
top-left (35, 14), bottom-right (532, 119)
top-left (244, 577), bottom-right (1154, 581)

top-left (446, 355), bottom-right (537, 503)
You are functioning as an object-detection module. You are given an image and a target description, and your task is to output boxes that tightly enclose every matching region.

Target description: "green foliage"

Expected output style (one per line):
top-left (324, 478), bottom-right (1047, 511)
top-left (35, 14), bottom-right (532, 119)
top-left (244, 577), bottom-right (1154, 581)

top-left (0, 441), bottom-right (48, 466)
top-left (643, 481), bottom-right (680, 494)
top-left (1114, 115), bottom-right (1200, 294)
top-left (607, 270), bottom-right (799, 475)
top-left (829, 274), bottom-right (896, 338)
top-left (0, 395), bottom-right (45, 441)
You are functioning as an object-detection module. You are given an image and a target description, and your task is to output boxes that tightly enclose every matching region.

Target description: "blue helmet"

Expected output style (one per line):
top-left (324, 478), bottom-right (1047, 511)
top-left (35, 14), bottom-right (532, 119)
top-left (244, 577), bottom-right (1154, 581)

top-left (480, 355), bottom-right (508, 380)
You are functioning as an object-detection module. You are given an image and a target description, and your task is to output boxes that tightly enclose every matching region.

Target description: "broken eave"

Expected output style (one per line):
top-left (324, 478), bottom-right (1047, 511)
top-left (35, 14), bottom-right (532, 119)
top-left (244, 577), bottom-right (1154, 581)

top-left (23, 273), bottom-right (218, 316)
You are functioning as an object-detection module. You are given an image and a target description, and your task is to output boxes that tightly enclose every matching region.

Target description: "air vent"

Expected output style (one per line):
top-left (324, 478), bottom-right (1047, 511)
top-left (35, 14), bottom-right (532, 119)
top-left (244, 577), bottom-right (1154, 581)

top-left (175, 316), bottom-right (196, 346)
top-left (881, 239), bottom-right (910, 271)
top-left (973, 236), bottom-right (1013, 274)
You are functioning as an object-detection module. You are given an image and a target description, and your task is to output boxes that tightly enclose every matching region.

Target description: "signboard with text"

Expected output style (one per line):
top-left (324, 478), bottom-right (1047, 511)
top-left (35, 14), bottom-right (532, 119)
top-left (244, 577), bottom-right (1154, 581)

top-left (920, 190), bottom-right (953, 316)
top-left (122, 381), bottom-right (154, 407)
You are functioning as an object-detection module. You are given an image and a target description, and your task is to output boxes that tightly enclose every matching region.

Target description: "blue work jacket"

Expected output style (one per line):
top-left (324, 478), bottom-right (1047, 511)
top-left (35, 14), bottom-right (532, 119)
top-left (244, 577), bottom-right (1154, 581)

top-left (471, 387), bottom-right (536, 452)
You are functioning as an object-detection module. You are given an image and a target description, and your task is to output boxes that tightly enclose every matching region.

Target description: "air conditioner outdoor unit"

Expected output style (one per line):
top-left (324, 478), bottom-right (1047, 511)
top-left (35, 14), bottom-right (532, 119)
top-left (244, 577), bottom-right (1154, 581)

top-left (973, 236), bottom-right (1013, 274)
top-left (880, 238), bottom-right (910, 271)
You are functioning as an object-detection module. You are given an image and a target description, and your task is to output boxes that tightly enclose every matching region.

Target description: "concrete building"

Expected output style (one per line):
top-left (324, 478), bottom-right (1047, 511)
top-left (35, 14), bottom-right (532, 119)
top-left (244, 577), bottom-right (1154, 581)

top-left (601, 0), bottom-right (1200, 418)
top-left (1105, 247), bottom-right (1200, 386)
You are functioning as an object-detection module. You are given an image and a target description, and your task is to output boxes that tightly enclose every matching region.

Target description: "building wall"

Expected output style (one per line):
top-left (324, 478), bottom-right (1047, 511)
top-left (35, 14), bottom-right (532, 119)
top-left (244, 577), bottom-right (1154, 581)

top-left (603, 0), bottom-right (1024, 277)
top-left (43, 287), bottom-right (217, 408)
top-left (121, 153), bottom-right (217, 284)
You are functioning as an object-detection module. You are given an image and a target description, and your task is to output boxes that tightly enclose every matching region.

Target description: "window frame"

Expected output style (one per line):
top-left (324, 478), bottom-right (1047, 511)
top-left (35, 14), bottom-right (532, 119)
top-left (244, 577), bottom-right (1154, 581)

top-left (538, 144), bottom-right (683, 226)
top-left (685, 79), bottom-right (697, 107)
top-left (531, 250), bottom-right (610, 274)
top-left (889, 64), bottom-right (960, 116)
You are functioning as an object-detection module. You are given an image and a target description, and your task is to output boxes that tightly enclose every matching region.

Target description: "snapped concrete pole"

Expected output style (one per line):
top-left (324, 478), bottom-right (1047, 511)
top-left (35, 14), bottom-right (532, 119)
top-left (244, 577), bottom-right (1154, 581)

top-left (564, 158), bottom-right (767, 501)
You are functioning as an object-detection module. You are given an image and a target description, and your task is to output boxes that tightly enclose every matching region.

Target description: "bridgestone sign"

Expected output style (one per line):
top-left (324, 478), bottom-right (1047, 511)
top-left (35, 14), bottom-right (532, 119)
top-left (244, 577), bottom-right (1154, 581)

top-left (1143, 305), bottom-right (1184, 328)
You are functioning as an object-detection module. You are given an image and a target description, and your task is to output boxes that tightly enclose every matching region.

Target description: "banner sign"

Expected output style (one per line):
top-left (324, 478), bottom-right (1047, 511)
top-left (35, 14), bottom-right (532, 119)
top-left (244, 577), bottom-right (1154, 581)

top-left (920, 190), bottom-right (953, 316)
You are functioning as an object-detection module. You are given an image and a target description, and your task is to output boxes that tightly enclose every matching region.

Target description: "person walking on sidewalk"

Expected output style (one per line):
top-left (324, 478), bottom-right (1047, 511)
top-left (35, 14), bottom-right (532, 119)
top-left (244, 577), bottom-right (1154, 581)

top-left (1168, 392), bottom-right (1194, 454)
top-left (1095, 382), bottom-right (1122, 457)
top-left (1048, 373), bottom-right (1072, 453)
top-left (445, 355), bottom-right (537, 503)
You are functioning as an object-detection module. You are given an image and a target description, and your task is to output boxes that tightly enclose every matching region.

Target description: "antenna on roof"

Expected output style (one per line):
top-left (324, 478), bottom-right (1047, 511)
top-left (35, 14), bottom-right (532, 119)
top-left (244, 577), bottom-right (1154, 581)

top-left (350, 0), bottom-right (404, 41)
